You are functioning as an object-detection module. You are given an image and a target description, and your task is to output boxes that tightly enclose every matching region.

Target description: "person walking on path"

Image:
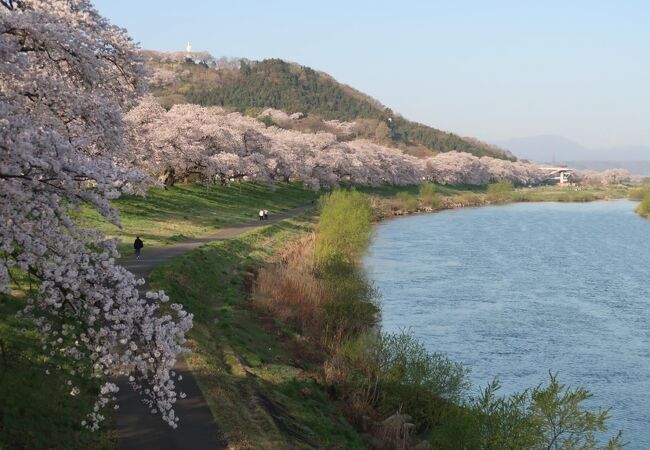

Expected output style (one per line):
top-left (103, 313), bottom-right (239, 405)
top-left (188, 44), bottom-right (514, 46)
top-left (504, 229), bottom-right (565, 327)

top-left (258, 209), bottom-right (264, 221)
top-left (264, 209), bottom-right (269, 220)
top-left (134, 236), bottom-right (144, 259)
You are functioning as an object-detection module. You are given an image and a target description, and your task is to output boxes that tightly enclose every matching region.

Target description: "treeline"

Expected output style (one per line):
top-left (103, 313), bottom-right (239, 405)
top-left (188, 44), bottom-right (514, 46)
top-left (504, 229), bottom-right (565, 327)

top-left (147, 56), bottom-right (513, 160)
top-left (125, 98), bottom-right (544, 190)
top-left (253, 189), bottom-right (624, 449)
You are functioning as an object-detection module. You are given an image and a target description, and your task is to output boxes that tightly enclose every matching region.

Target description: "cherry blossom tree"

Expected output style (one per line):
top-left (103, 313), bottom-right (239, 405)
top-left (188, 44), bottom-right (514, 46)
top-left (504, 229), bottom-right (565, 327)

top-left (423, 151), bottom-right (489, 185)
top-left (1, 0), bottom-right (192, 429)
top-left (576, 169), bottom-right (630, 186)
top-left (481, 156), bottom-right (545, 185)
top-left (147, 66), bottom-right (178, 87)
top-left (127, 100), bottom-right (424, 188)
top-left (600, 168), bottom-right (630, 185)
top-left (127, 98), bottom-right (549, 189)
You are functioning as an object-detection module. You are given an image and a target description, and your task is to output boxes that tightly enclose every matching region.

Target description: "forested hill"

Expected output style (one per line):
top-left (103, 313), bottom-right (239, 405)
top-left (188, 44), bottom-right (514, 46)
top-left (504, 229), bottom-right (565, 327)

top-left (144, 51), bottom-right (514, 160)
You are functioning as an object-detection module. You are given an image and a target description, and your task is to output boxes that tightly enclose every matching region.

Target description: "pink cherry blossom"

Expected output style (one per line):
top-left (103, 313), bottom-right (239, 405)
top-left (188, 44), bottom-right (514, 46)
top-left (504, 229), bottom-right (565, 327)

top-left (1, 0), bottom-right (192, 429)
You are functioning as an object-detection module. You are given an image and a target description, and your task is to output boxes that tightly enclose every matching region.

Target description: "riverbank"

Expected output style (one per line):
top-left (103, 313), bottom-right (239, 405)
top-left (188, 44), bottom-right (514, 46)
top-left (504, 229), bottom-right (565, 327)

top-left (634, 191), bottom-right (650, 219)
top-left (148, 210), bottom-right (367, 449)
top-left (365, 200), bottom-right (643, 447)
top-left (368, 183), bottom-right (630, 221)
top-left (241, 188), bottom-right (626, 449)
top-left (0, 181), bottom-right (630, 449)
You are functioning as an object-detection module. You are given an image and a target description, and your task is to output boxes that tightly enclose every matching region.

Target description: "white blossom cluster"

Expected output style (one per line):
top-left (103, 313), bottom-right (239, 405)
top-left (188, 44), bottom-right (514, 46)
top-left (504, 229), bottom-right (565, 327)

top-left (424, 151), bottom-right (546, 186)
top-left (1, 0), bottom-right (192, 429)
top-left (147, 67), bottom-right (177, 87)
top-left (126, 98), bottom-right (423, 189)
top-left (576, 168), bottom-right (631, 186)
top-left (127, 98), bottom-right (546, 188)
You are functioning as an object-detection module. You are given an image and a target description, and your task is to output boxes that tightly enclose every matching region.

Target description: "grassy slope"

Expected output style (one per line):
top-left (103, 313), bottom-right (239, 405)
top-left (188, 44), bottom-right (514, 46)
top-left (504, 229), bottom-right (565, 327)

top-left (142, 183), bottom-right (628, 449)
top-left (0, 289), bottom-right (115, 450)
top-left (149, 213), bottom-right (364, 449)
top-left (0, 182), bottom-right (316, 450)
top-left (0, 182), bottom-right (630, 449)
top-left (76, 182), bottom-right (317, 253)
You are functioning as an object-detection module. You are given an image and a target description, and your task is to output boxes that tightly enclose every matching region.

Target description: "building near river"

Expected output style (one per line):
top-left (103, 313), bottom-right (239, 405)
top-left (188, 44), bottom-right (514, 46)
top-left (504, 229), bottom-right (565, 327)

top-left (541, 167), bottom-right (575, 185)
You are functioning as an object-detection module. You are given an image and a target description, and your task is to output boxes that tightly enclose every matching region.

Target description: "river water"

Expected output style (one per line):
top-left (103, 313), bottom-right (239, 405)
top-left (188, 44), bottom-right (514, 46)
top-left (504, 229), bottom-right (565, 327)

top-left (363, 200), bottom-right (650, 448)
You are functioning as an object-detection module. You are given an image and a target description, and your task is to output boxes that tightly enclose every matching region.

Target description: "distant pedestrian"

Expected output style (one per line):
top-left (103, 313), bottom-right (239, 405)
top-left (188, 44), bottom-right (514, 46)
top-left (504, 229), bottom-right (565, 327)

top-left (264, 209), bottom-right (269, 220)
top-left (259, 209), bottom-right (264, 221)
top-left (134, 236), bottom-right (144, 259)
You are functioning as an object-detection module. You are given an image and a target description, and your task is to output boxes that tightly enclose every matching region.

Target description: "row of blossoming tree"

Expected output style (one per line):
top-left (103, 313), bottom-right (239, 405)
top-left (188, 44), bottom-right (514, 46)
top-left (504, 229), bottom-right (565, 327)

top-left (1, 0), bottom-right (192, 429)
top-left (0, 0), bottom-right (629, 433)
top-left (126, 97), bottom-right (549, 189)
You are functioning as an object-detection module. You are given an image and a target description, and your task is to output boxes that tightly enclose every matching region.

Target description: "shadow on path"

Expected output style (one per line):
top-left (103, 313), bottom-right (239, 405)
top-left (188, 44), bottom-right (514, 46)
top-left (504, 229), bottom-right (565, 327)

top-left (115, 205), bottom-right (314, 450)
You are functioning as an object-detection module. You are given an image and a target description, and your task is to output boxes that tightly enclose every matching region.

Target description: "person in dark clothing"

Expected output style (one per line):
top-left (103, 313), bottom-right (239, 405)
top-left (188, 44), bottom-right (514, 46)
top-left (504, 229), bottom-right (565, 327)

top-left (263, 209), bottom-right (269, 220)
top-left (134, 236), bottom-right (144, 259)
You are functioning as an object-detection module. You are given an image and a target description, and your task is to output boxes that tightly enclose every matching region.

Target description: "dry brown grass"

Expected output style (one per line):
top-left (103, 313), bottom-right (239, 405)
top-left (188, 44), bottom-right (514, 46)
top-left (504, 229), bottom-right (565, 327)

top-left (252, 234), bottom-right (328, 341)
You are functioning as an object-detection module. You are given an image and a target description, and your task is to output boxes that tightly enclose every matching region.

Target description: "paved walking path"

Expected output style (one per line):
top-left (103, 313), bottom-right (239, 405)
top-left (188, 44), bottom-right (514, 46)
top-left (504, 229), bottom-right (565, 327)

top-left (115, 205), bottom-right (314, 450)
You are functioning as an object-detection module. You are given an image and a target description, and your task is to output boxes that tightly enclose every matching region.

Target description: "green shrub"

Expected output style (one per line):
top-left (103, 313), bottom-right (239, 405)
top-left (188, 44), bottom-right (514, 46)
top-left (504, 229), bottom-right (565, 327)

top-left (487, 181), bottom-right (514, 202)
top-left (637, 192), bottom-right (650, 216)
top-left (315, 189), bottom-right (373, 269)
top-left (628, 188), bottom-right (647, 201)
top-left (321, 276), bottom-right (380, 347)
top-left (328, 331), bottom-right (470, 429)
top-left (437, 374), bottom-right (625, 449)
top-left (555, 191), bottom-right (597, 202)
top-left (419, 183), bottom-right (443, 209)
top-left (453, 192), bottom-right (485, 207)
top-left (395, 191), bottom-right (419, 210)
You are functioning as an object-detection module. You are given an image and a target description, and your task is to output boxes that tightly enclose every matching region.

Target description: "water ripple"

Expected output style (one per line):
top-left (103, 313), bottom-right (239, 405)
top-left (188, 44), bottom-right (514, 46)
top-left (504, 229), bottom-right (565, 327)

top-left (365, 200), bottom-right (650, 448)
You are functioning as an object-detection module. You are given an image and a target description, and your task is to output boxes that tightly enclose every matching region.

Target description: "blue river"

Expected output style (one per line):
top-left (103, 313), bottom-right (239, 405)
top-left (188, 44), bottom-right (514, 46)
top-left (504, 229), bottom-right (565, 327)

top-left (363, 200), bottom-right (650, 448)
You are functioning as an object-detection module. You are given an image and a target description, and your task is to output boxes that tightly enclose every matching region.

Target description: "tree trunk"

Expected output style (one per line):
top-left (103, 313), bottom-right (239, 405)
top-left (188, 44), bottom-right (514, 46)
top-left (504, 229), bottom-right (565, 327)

top-left (159, 168), bottom-right (176, 187)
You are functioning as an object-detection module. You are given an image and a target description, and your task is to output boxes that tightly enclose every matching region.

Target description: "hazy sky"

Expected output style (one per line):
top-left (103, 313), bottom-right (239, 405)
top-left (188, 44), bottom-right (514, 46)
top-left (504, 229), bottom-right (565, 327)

top-left (94, 0), bottom-right (650, 148)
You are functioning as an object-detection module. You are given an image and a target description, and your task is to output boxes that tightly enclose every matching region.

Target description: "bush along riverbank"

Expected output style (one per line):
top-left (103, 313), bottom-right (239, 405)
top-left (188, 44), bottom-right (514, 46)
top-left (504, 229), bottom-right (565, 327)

top-left (367, 182), bottom-right (630, 220)
top-left (630, 188), bottom-right (650, 219)
top-left (253, 189), bottom-right (625, 449)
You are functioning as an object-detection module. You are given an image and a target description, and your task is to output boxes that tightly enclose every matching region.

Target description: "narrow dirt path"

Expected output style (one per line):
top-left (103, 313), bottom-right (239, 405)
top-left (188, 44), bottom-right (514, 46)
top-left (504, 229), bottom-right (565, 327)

top-left (115, 205), bottom-right (314, 450)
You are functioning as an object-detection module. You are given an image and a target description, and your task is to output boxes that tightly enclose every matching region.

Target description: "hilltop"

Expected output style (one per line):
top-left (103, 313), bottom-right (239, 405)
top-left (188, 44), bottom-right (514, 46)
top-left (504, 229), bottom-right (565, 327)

top-left (142, 50), bottom-right (514, 160)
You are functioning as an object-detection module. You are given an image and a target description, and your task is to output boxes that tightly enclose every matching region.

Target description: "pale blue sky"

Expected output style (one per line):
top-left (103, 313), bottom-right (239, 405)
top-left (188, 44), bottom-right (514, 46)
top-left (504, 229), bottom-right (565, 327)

top-left (94, 1), bottom-right (650, 148)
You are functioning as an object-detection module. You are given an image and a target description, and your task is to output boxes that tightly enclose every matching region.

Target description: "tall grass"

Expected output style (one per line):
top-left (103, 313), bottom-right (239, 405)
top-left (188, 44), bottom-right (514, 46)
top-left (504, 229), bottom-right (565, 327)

top-left (252, 233), bottom-right (327, 340)
top-left (487, 180), bottom-right (514, 203)
top-left (315, 189), bottom-right (373, 269)
top-left (637, 192), bottom-right (650, 217)
top-left (325, 331), bottom-right (470, 429)
top-left (418, 183), bottom-right (444, 209)
top-left (627, 187), bottom-right (648, 201)
top-left (255, 190), bottom-right (379, 349)
top-left (253, 189), bottom-right (470, 447)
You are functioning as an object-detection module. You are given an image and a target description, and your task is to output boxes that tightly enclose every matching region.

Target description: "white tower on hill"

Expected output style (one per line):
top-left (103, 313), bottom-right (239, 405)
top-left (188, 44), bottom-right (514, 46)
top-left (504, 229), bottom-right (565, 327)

top-left (186, 41), bottom-right (192, 56)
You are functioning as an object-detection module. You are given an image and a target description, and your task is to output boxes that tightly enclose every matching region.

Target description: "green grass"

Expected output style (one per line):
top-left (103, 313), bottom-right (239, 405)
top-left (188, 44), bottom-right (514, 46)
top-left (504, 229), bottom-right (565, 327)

top-left (1, 180), bottom-right (630, 449)
top-left (508, 185), bottom-right (629, 203)
top-left (354, 183), bottom-right (484, 198)
top-left (637, 192), bottom-right (650, 218)
top-left (149, 213), bottom-right (364, 449)
top-left (357, 183), bottom-right (629, 206)
top-left (75, 181), bottom-right (622, 257)
top-left (75, 182), bottom-right (318, 254)
top-left (0, 291), bottom-right (115, 450)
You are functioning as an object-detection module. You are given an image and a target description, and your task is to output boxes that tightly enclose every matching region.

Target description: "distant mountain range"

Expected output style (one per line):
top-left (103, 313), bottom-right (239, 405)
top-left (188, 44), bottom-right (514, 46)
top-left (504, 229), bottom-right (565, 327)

top-left (492, 134), bottom-right (650, 174)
